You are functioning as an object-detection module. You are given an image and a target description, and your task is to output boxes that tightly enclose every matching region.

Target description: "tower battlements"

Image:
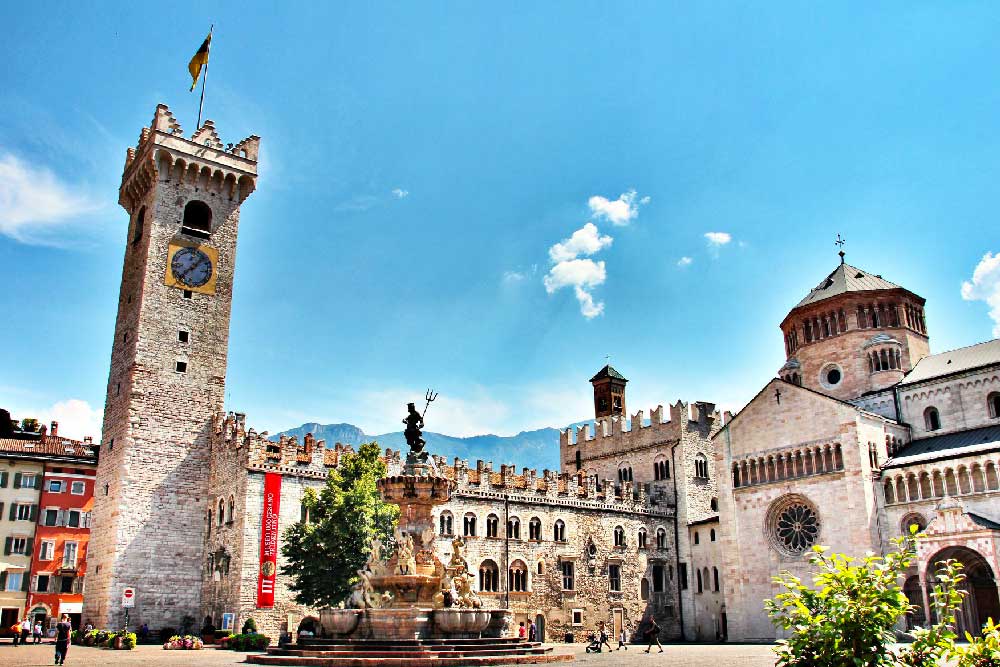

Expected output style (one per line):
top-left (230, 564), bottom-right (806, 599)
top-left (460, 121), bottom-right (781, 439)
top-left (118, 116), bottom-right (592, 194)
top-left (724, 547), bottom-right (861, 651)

top-left (119, 103), bottom-right (259, 213)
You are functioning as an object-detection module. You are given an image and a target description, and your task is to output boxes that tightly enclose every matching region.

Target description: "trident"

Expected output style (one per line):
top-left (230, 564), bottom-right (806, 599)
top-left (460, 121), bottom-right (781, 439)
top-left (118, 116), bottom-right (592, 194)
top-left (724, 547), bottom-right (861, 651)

top-left (422, 389), bottom-right (438, 418)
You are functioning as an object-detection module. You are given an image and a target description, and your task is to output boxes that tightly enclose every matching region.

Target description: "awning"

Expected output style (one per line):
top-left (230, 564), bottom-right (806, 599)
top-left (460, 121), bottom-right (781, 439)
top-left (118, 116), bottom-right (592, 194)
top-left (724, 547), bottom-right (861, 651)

top-left (59, 602), bottom-right (82, 614)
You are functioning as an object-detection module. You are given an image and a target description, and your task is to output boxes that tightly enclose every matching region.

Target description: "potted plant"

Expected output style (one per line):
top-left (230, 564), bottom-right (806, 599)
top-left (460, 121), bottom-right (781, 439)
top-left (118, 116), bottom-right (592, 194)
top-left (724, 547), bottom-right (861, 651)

top-left (201, 616), bottom-right (216, 644)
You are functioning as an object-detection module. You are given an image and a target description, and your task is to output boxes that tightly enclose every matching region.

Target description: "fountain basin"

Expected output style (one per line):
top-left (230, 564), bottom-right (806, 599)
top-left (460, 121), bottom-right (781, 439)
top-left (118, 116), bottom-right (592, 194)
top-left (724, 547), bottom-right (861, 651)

top-left (369, 574), bottom-right (440, 607)
top-left (433, 608), bottom-right (492, 638)
top-left (319, 609), bottom-right (362, 637)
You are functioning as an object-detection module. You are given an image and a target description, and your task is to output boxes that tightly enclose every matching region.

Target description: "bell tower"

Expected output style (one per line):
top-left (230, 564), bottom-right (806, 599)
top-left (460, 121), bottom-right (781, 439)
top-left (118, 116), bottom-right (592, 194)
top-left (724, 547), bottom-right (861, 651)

top-left (591, 365), bottom-right (627, 419)
top-left (85, 104), bottom-right (259, 629)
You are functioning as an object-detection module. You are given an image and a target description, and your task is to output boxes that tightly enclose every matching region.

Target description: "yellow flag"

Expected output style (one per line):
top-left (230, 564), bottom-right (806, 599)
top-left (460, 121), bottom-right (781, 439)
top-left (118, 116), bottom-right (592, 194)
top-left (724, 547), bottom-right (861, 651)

top-left (188, 30), bottom-right (212, 92)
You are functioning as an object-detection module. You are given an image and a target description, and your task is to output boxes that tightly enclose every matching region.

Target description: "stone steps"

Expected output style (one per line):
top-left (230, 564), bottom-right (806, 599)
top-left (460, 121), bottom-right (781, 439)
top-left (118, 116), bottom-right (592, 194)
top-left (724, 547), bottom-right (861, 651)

top-left (244, 638), bottom-right (573, 666)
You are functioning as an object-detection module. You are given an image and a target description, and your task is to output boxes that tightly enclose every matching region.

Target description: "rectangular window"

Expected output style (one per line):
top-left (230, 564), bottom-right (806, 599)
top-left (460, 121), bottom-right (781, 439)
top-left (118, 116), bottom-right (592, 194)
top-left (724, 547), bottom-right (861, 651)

top-left (36, 574), bottom-right (49, 593)
top-left (15, 504), bottom-right (32, 521)
top-left (175, 361), bottom-right (187, 373)
top-left (608, 564), bottom-right (621, 592)
top-left (71, 481), bottom-right (85, 495)
top-left (11, 538), bottom-right (27, 554)
top-left (5, 572), bottom-right (22, 592)
top-left (652, 564), bottom-right (665, 593)
top-left (561, 560), bottom-right (575, 591)
top-left (39, 540), bottom-right (54, 561)
top-left (20, 473), bottom-right (37, 489)
top-left (68, 510), bottom-right (81, 528)
top-left (571, 609), bottom-right (583, 626)
top-left (47, 480), bottom-right (63, 493)
top-left (63, 542), bottom-right (78, 567)
top-left (183, 290), bottom-right (192, 299)
top-left (679, 562), bottom-right (688, 590)
top-left (60, 576), bottom-right (74, 594)
top-left (44, 509), bottom-right (58, 527)
top-left (178, 330), bottom-right (189, 343)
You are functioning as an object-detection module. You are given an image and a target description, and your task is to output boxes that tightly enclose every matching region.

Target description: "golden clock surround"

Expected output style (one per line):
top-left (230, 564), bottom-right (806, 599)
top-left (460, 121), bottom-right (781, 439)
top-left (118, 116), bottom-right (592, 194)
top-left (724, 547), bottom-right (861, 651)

top-left (164, 240), bottom-right (220, 295)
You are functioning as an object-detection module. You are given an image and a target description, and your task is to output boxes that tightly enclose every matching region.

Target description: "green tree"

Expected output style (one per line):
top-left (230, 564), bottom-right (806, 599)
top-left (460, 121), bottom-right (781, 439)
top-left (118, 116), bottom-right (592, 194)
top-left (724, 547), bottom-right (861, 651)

top-left (765, 537), bottom-right (915, 667)
top-left (20, 418), bottom-right (39, 433)
top-left (281, 441), bottom-right (399, 607)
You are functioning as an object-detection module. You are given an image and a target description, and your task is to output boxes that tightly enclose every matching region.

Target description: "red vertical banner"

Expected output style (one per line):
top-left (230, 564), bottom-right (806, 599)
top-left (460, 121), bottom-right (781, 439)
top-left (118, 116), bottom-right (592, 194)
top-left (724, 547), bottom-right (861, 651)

top-left (257, 472), bottom-right (282, 608)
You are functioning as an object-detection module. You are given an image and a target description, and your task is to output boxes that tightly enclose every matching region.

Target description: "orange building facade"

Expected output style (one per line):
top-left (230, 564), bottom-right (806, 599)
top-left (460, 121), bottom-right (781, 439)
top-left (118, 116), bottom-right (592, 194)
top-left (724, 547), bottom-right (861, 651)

top-left (25, 462), bottom-right (96, 629)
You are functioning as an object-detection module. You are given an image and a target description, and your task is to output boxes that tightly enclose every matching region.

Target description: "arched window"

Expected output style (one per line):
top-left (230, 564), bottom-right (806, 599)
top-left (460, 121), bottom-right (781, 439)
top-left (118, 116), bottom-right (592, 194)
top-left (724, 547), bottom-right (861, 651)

top-left (857, 305), bottom-right (867, 329)
top-left (710, 528), bottom-right (716, 542)
top-left (537, 560), bottom-right (544, 575)
top-left (507, 516), bottom-right (520, 540)
top-left (508, 560), bottom-right (528, 592)
top-left (638, 528), bottom-right (647, 549)
top-left (206, 507), bottom-right (213, 537)
top-left (181, 200), bottom-right (212, 239)
top-left (710, 497), bottom-right (718, 512)
top-left (486, 514), bottom-right (499, 538)
top-left (694, 531), bottom-right (700, 545)
top-left (614, 526), bottom-right (626, 548)
top-left (924, 407), bottom-right (941, 432)
top-left (226, 495), bottom-right (235, 524)
top-left (463, 513), bottom-right (477, 537)
top-left (713, 566), bottom-right (720, 592)
top-left (640, 577), bottom-right (650, 600)
top-left (553, 520), bottom-right (566, 542)
top-left (479, 560), bottom-right (500, 592)
top-left (217, 498), bottom-right (225, 526)
top-left (529, 517), bottom-right (542, 540)
top-left (656, 527), bottom-right (667, 549)
top-left (132, 207), bottom-right (146, 247)
top-left (988, 392), bottom-right (1000, 419)
top-left (696, 569), bottom-right (703, 593)
top-left (440, 511), bottom-right (454, 535)
top-left (695, 453), bottom-right (709, 479)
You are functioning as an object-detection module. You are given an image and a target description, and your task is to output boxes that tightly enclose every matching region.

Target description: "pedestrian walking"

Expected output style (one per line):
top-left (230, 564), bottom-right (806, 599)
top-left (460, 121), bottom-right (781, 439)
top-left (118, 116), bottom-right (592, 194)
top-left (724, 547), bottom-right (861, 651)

top-left (598, 622), bottom-right (612, 651)
top-left (54, 614), bottom-right (72, 665)
top-left (33, 621), bottom-right (42, 643)
top-left (518, 621), bottom-right (526, 639)
top-left (617, 624), bottom-right (628, 650)
top-left (528, 619), bottom-right (536, 642)
top-left (643, 618), bottom-right (663, 653)
top-left (19, 617), bottom-right (31, 645)
top-left (10, 621), bottom-right (20, 645)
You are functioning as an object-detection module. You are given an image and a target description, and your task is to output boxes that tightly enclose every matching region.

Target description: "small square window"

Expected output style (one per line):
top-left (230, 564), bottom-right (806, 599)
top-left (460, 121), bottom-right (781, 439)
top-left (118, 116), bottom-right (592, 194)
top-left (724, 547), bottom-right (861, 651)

top-left (175, 361), bottom-right (187, 373)
top-left (71, 481), bottom-right (85, 495)
top-left (571, 609), bottom-right (583, 626)
top-left (183, 289), bottom-right (193, 299)
top-left (47, 480), bottom-right (63, 493)
top-left (178, 330), bottom-right (189, 343)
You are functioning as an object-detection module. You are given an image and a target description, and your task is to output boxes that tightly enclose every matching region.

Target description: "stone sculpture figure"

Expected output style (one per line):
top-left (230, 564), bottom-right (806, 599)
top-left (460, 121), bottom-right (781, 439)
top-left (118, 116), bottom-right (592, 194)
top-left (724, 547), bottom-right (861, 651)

top-left (403, 402), bottom-right (428, 464)
top-left (365, 536), bottom-right (384, 576)
top-left (450, 536), bottom-right (468, 570)
top-left (395, 529), bottom-right (416, 575)
top-left (347, 568), bottom-right (377, 609)
top-left (453, 571), bottom-right (482, 609)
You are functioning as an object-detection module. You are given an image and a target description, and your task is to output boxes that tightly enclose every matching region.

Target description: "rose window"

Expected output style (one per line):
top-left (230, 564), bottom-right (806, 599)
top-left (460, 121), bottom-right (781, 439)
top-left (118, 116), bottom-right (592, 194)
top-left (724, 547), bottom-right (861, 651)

top-left (774, 503), bottom-right (819, 554)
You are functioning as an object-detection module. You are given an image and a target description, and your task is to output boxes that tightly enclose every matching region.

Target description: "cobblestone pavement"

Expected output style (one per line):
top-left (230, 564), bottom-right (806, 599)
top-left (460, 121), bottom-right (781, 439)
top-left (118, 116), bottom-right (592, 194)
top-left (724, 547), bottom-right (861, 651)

top-left (0, 641), bottom-right (779, 666)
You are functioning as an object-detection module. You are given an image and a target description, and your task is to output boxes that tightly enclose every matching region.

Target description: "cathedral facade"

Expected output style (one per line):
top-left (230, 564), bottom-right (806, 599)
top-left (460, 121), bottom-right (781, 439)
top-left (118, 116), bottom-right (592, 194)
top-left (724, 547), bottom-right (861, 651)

top-left (84, 105), bottom-right (1000, 644)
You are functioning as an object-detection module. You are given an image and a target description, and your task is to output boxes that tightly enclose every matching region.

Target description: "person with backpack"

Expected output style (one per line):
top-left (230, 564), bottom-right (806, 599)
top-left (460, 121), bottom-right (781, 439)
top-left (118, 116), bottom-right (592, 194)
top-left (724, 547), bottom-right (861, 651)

top-left (643, 618), bottom-right (663, 653)
top-left (54, 614), bottom-right (72, 665)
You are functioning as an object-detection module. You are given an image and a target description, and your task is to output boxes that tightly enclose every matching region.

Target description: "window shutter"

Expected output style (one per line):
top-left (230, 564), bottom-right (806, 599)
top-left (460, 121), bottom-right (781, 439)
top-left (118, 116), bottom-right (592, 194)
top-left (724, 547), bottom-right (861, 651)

top-left (3, 537), bottom-right (10, 555)
top-left (8, 504), bottom-right (15, 521)
top-left (25, 539), bottom-right (32, 556)
top-left (13, 472), bottom-right (21, 489)
top-left (57, 510), bottom-right (66, 527)
top-left (29, 505), bottom-right (37, 522)
top-left (0, 502), bottom-right (4, 518)
top-left (22, 574), bottom-right (29, 591)
top-left (0, 572), bottom-right (6, 589)
top-left (31, 575), bottom-right (37, 592)
top-left (0, 471), bottom-right (7, 487)
top-left (33, 475), bottom-right (41, 489)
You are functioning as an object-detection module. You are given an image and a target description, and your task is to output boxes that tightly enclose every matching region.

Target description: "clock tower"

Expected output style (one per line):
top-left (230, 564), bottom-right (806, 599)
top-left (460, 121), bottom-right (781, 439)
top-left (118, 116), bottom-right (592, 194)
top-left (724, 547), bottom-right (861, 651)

top-left (84, 104), bottom-right (259, 628)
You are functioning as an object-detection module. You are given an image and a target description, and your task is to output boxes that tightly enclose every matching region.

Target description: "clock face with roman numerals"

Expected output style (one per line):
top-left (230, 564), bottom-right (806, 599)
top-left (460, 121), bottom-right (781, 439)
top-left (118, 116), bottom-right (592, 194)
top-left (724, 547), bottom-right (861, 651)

top-left (170, 247), bottom-right (213, 288)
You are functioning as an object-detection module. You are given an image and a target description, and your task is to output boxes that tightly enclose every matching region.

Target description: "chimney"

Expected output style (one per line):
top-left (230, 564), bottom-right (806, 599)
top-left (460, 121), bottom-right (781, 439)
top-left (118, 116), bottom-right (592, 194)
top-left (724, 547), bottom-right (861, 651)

top-left (50, 421), bottom-right (59, 437)
top-left (84, 436), bottom-right (93, 444)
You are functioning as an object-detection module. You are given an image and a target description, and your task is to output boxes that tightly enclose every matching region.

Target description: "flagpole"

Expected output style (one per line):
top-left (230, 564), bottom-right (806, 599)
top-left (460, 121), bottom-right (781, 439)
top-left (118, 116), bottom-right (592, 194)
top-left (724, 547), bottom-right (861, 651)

top-left (196, 24), bottom-right (214, 129)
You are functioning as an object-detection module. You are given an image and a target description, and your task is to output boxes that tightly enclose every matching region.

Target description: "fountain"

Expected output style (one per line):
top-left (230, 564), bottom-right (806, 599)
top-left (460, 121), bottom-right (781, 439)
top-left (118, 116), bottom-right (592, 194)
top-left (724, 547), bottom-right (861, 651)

top-left (248, 394), bottom-right (571, 665)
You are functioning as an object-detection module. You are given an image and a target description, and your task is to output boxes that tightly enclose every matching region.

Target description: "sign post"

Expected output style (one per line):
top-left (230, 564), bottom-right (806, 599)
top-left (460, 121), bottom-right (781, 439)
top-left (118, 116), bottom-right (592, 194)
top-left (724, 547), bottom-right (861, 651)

top-left (121, 587), bottom-right (135, 631)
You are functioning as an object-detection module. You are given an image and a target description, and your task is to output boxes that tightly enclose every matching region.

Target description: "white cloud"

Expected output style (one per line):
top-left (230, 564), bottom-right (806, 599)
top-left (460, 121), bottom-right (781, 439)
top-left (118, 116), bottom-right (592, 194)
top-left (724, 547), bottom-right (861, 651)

top-left (543, 258), bottom-right (606, 293)
top-left (3, 398), bottom-right (102, 441)
top-left (543, 258), bottom-right (606, 319)
top-left (0, 152), bottom-right (101, 243)
top-left (677, 256), bottom-right (693, 267)
top-left (588, 189), bottom-right (649, 226)
top-left (548, 222), bottom-right (613, 263)
top-left (503, 270), bottom-right (525, 283)
top-left (704, 231), bottom-right (732, 246)
top-left (391, 188), bottom-right (409, 199)
top-left (961, 251), bottom-right (1000, 337)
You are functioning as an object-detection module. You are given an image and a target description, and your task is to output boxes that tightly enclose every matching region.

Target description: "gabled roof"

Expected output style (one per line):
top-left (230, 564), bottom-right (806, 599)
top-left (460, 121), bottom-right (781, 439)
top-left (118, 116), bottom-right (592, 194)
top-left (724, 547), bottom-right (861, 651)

top-left (590, 365), bottom-right (628, 383)
top-left (0, 437), bottom-right (97, 461)
top-left (793, 262), bottom-right (905, 309)
top-left (883, 424), bottom-right (1000, 468)
top-left (899, 338), bottom-right (1000, 386)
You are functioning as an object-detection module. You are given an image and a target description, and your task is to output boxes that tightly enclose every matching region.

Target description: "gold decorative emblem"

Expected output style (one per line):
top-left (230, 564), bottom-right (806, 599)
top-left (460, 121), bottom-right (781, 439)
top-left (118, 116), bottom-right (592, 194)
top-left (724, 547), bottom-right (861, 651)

top-left (164, 241), bottom-right (219, 295)
top-left (261, 561), bottom-right (276, 577)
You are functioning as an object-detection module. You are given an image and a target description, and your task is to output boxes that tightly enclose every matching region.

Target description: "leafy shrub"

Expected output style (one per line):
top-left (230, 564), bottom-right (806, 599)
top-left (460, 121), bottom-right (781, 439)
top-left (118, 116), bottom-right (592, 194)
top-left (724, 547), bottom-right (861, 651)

top-left (242, 617), bottom-right (258, 634)
top-left (226, 633), bottom-right (272, 651)
top-left (954, 618), bottom-right (1000, 667)
top-left (162, 634), bottom-right (204, 650)
top-left (119, 631), bottom-right (137, 650)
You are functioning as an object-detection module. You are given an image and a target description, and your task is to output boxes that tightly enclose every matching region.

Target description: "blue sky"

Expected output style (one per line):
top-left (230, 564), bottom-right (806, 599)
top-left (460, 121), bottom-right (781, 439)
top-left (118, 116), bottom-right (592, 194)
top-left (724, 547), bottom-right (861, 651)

top-left (2, 3), bottom-right (1000, 441)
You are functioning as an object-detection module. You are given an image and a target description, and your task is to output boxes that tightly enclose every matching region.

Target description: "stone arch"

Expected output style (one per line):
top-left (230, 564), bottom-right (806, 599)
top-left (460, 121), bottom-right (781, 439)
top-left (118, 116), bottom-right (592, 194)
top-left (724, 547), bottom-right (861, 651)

top-left (926, 546), bottom-right (1000, 637)
top-left (919, 472), bottom-right (931, 499)
top-left (986, 461), bottom-right (999, 490)
top-left (508, 559), bottom-right (528, 592)
top-left (884, 479), bottom-right (895, 504)
top-left (478, 559), bottom-right (500, 592)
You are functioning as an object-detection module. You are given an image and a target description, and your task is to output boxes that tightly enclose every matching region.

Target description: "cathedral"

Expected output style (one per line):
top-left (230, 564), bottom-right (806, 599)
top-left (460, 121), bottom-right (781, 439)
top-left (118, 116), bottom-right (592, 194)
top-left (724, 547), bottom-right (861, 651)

top-left (82, 105), bottom-right (1000, 644)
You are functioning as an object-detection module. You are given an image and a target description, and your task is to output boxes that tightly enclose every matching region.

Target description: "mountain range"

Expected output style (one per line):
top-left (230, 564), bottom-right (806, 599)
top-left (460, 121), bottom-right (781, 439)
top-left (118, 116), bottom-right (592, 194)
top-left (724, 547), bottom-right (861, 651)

top-left (272, 421), bottom-right (573, 471)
